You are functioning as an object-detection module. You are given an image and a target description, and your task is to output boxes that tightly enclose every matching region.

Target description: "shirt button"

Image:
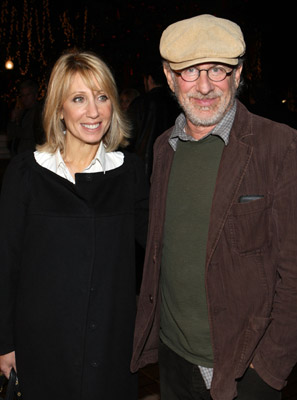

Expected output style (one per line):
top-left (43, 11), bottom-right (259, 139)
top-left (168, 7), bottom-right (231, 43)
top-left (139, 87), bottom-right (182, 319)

top-left (85, 174), bottom-right (93, 181)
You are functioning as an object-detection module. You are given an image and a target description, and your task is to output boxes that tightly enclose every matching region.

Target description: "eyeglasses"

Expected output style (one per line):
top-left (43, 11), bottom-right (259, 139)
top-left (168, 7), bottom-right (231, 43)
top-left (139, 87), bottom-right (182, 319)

top-left (175, 65), bottom-right (234, 82)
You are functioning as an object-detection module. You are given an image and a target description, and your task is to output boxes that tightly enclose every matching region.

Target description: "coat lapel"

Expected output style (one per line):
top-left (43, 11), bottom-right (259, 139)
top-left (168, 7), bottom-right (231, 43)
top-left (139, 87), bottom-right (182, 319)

top-left (206, 126), bottom-right (253, 267)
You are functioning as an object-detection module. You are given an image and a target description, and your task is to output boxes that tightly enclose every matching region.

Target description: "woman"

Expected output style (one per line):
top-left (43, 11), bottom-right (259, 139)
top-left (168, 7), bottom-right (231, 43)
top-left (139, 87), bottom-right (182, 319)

top-left (0, 50), bottom-right (148, 400)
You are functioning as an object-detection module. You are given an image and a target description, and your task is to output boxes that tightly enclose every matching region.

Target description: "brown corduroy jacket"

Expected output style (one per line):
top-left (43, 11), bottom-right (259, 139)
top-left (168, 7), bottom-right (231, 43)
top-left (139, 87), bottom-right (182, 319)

top-left (131, 101), bottom-right (297, 400)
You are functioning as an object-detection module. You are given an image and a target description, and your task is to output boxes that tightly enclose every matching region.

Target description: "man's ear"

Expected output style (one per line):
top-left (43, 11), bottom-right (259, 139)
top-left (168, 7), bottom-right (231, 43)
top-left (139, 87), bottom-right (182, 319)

top-left (235, 64), bottom-right (243, 88)
top-left (163, 64), bottom-right (175, 93)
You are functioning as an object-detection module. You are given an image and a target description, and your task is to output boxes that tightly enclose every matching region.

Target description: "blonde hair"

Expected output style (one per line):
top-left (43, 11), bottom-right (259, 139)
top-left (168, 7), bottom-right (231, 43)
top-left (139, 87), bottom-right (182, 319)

top-left (38, 49), bottom-right (130, 153)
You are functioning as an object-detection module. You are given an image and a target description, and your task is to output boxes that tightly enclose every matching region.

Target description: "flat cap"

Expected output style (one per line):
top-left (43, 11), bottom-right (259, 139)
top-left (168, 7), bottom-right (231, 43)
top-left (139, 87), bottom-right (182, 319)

top-left (160, 14), bottom-right (246, 70)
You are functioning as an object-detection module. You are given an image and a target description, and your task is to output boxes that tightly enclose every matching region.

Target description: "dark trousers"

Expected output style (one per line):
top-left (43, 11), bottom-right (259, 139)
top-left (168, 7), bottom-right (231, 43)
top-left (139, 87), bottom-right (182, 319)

top-left (159, 341), bottom-right (281, 400)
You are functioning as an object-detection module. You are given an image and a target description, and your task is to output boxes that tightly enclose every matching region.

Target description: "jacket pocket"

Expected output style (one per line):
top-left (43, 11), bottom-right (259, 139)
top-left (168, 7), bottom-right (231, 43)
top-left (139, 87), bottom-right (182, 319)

top-left (227, 194), bottom-right (272, 256)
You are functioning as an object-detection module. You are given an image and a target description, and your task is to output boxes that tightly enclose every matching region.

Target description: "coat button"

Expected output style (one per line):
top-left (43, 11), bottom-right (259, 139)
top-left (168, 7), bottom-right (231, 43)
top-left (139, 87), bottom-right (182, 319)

top-left (149, 295), bottom-right (153, 303)
top-left (85, 174), bottom-right (93, 181)
top-left (89, 321), bottom-right (97, 330)
top-left (91, 361), bottom-right (99, 368)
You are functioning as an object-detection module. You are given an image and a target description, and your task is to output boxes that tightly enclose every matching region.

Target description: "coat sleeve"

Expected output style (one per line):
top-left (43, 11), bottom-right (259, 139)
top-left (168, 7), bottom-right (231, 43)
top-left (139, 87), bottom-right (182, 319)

top-left (0, 155), bottom-right (30, 355)
top-left (253, 136), bottom-right (297, 389)
top-left (131, 153), bottom-right (149, 249)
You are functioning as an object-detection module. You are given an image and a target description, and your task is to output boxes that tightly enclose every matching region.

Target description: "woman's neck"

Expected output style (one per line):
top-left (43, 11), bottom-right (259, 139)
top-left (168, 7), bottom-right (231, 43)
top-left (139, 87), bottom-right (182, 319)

top-left (62, 141), bottom-right (100, 177)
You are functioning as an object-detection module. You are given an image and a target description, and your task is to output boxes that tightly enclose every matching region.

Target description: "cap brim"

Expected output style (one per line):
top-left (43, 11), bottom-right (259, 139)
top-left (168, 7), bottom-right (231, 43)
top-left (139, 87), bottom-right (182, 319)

top-left (169, 57), bottom-right (240, 70)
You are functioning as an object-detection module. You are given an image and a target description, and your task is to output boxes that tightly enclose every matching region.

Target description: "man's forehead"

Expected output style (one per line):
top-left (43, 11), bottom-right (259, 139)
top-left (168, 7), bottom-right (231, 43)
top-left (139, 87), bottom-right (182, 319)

top-left (180, 62), bottom-right (234, 70)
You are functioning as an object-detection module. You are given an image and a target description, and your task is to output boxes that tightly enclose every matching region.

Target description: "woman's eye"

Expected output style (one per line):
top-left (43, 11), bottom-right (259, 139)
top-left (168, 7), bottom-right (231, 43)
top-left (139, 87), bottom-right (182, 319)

top-left (73, 96), bottom-right (84, 103)
top-left (98, 94), bottom-right (108, 102)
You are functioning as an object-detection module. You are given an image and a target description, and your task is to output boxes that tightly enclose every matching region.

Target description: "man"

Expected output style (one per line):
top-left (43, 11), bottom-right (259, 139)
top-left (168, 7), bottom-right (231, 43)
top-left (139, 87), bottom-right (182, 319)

top-left (119, 88), bottom-right (140, 113)
top-left (131, 14), bottom-right (297, 400)
top-left (127, 58), bottom-right (180, 180)
top-left (7, 79), bottom-right (45, 156)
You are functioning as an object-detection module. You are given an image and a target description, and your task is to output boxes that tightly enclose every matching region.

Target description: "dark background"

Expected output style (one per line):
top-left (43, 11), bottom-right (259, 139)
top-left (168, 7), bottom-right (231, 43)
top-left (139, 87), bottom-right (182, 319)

top-left (0, 0), bottom-right (296, 120)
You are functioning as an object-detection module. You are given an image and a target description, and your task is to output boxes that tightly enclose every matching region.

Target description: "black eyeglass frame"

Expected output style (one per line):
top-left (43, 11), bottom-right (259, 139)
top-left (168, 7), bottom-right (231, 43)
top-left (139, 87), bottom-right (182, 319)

top-left (174, 65), bottom-right (234, 82)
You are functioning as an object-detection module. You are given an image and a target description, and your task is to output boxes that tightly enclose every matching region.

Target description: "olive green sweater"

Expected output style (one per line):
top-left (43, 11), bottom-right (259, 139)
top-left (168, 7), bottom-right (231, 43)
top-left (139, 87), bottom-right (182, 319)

top-left (160, 135), bottom-right (224, 367)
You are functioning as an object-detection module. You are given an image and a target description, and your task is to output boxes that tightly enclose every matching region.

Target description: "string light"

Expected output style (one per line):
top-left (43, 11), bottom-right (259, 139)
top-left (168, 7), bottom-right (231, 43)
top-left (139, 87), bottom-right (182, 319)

top-left (0, 0), bottom-right (9, 43)
top-left (0, 0), bottom-right (88, 74)
top-left (59, 11), bottom-right (75, 47)
top-left (5, 60), bottom-right (14, 70)
top-left (0, 0), bottom-right (265, 105)
top-left (0, 0), bottom-right (90, 100)
top-left (82, 7), bottom-right (88, 47)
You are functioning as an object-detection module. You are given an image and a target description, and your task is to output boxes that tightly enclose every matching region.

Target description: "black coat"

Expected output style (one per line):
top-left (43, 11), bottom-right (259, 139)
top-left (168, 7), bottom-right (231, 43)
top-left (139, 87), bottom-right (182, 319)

top-left (0, 151), bottom-right (149, 400)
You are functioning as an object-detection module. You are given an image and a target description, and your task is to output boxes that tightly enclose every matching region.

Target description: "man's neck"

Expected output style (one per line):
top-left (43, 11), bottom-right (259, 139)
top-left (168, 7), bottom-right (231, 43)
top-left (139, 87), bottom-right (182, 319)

top-left (185, 122), bottom-right (216, 140)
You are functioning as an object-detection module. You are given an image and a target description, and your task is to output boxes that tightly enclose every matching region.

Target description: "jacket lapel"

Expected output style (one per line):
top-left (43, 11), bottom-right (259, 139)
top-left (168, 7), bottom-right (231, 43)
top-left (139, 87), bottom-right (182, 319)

top-left (206, 115), bottom-right (253, 267)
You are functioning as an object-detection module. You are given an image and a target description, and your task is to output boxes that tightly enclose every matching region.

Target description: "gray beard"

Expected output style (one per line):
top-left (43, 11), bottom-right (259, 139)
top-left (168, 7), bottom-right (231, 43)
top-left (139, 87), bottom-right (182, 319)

top-left (173, 76), bottom-right (237, 127)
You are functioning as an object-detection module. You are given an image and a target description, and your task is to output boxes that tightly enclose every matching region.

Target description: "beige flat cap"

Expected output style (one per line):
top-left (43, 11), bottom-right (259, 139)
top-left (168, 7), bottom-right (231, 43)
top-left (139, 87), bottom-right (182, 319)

top-left (160, 14), bottom-right (246, 70)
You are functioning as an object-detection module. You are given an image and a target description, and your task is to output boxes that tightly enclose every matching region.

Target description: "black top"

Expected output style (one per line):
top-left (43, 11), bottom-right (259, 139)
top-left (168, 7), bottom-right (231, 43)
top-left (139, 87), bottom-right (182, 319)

top-left (0, 151), bottom-right (149, 400)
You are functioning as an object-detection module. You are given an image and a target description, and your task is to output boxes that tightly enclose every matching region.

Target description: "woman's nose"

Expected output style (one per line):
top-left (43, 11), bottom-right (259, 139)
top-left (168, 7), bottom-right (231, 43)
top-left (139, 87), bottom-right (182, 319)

top-left (86, 99), bottom-right (99, 118)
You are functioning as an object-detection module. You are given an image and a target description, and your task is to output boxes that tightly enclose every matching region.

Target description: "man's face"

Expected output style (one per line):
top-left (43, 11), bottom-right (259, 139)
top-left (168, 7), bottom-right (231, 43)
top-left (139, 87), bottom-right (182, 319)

top-left (164, 62), bottom-right (242, 132)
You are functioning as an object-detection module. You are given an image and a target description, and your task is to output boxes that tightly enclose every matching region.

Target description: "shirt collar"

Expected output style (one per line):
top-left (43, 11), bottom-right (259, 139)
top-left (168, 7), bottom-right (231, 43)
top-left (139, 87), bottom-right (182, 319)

top-left (56, 141), bottom-right (107, 173)
top-left (85, 141), bottom-right (106, 172)
top-left (169, 101), bottom-right (237, 151)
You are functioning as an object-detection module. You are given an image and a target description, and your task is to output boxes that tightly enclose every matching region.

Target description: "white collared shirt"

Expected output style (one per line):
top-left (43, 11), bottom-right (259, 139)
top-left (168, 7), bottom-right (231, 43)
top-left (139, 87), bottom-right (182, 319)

top-left (34, 142), bottom-right (124, 183)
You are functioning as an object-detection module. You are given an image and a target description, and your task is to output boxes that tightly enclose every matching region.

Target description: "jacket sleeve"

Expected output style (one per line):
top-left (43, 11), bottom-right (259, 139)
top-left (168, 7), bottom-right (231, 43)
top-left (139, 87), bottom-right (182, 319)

top-left (0, 155), bottom-right (30, 355)
top-left (253, 136), bottom-right (297, 389)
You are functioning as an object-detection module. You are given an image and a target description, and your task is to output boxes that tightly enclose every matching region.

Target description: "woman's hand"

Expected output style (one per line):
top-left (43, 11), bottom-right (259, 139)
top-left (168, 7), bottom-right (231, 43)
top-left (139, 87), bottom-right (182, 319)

top-left (0, 351), bottom-right (16, 379)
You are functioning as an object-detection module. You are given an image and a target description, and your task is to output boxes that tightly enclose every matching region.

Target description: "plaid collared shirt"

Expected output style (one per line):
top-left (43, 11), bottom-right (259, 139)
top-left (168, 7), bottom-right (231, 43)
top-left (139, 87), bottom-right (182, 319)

top-left (168, 101), bottom-right (237, 150)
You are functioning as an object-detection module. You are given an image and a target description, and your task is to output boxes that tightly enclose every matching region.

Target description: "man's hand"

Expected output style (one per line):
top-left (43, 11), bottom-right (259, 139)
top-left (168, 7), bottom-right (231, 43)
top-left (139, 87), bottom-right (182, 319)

top-left (0, 351), bottom-right (16, 379)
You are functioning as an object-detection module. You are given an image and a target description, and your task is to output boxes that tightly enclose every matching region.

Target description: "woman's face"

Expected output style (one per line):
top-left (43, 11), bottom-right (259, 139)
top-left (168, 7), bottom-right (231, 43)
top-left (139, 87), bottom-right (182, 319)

top-left (61, 72), bottom-right (112, 147)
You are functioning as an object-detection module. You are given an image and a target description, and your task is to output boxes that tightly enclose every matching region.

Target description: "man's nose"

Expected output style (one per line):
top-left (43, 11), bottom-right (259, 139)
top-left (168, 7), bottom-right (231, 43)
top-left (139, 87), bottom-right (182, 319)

top-left (194, 70), bottom-right (214, 94)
